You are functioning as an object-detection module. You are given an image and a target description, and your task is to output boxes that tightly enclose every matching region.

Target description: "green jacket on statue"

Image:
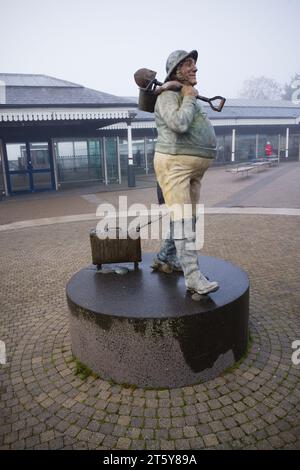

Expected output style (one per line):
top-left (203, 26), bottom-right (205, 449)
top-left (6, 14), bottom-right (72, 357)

top-left (154, 90), bottom-right (217, 159)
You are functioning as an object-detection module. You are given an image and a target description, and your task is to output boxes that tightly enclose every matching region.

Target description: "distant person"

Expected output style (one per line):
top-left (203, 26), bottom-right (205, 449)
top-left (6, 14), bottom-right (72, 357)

top-left (135, 150), bottom-right (142, 167)
top-left (265, 141), bottom-right (273, 158)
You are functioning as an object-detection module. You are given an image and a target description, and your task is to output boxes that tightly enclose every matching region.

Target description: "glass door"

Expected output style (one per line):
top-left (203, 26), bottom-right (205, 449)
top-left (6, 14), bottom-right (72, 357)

top-left (6, 143), bottom-right (30, 192)
top-left (5, 141), bottom-right (55, 194)
top-left (105, 137), bottom-right (119, 182)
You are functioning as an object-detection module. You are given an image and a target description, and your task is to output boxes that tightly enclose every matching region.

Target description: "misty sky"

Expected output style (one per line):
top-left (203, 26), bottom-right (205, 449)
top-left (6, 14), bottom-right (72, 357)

top-left (0, 0), bottom-right (299, 99)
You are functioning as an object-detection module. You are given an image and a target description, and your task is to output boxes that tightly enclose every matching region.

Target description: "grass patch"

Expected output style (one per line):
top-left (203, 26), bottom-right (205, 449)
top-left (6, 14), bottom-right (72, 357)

top-left (222, 331), bottom-right (253, 375)
top-left (121, 382), bottom-right (137, 391)
top-left (74, 359), bottom-right (99, 381)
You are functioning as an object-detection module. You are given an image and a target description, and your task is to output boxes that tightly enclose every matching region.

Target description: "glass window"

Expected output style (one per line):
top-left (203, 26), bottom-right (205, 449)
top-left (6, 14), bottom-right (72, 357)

top-left (132, 139), bottom-right (145, 175)
top-left (0, 143), bottom-right (5, 195)
top-left (10, 173), bottom-right (30, 192)
top-left (55, 138), bottom-right (103, 184)
top-left (118, 137), bottom-right (156, 176)
top-left (32, 172), bottom-right (52, 190)
top-left (74, 141), bottom-right (88, 156)
top-left (235, 134), bottom-right (257, 162)
top-left (289, 134), bottom-right (300, 159)
top-left (29, 142), bottom-right (50, 169)
top-left (87, 139), bottom-right (103, 180)
top-left (119, 138), bottom-right (129, 177)
top-left (215, 133), bottom-right (232, 163)
top-left (105, 137), bottom-right (119, 182)
top-left (57, 142), bottom-right (73, 156)
top-left (6, 143), bottom-right (27, 171)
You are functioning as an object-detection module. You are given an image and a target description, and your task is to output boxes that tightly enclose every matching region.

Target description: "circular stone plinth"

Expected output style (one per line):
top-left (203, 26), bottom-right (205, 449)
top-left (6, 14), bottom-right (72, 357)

top-left (66, 253), bottom-right (249, 388)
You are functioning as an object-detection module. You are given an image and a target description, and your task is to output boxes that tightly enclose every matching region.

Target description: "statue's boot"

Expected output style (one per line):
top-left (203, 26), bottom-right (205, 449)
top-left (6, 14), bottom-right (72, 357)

top-left (151, 235), bottom-right (183, 273)
top-left (173, 219), bottom-right (219, 295)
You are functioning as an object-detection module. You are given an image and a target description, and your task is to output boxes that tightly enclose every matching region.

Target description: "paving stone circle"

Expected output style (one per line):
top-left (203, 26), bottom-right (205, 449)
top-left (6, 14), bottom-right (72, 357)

top-left (0, 215), bottom-right (299, 450)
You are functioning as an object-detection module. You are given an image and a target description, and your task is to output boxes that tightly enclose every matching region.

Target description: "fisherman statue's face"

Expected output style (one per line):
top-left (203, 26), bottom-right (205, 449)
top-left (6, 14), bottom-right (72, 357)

top-left (175, 58), bottom-right (198, 86)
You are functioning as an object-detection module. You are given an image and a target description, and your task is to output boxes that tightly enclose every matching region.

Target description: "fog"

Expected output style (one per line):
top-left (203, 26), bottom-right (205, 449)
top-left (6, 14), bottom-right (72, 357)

top-left (0, 0), bottom-right (299, 98)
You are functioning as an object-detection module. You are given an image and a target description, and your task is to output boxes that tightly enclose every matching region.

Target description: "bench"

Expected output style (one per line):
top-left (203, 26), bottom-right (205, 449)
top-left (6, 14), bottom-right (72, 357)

top-left (250, 161), bottom-right (270, 171)
top-left (266, 156), bottom-right (279, 166)
top-left (253, 155), bottom-right (279, 163)
top-left (226, 165), bottom-right (254, 177)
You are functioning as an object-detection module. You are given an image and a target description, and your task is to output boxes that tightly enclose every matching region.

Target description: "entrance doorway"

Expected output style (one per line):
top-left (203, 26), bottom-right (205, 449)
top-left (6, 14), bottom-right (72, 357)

top-left (5, 141), bottom-right (55, 194)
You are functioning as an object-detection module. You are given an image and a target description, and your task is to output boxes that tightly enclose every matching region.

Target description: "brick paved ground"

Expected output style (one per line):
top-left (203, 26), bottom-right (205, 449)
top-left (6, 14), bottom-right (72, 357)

top-left (0, 163), bottom-right (300, 450)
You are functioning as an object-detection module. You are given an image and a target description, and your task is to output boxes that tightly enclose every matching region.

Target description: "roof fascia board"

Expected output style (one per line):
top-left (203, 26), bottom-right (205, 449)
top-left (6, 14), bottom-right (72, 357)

top-left (0, 103), bottom-right (138, 109)
top-left (0, 107), bottom-right (137, 122)
top-left (212, 118), bottom-right (299, 126)
top-left (105, 117), bottom-right (300, 130)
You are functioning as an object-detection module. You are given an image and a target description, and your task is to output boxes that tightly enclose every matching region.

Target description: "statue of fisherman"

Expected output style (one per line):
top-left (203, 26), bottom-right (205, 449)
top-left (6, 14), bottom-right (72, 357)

top-left (152, 49), bottom-right (219, 296)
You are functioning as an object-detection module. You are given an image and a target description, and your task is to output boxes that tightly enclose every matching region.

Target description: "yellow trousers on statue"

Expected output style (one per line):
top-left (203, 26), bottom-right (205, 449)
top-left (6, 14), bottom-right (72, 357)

top-left (154, 152), bottom-right (212, 221)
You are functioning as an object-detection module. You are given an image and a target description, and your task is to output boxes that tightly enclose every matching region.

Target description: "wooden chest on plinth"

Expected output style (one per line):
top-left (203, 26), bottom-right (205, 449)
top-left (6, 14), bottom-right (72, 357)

top-left (90, 228), bottom-right (142, 269)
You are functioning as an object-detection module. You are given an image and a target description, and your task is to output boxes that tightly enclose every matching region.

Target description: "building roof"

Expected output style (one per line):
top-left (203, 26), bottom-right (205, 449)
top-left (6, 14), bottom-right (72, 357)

top-left (0, 73), bottom-right (299, 124)
top-left (0, 73), bottom-right (137, 108)
top-left (131, 98), bottom-right (300, 121)
top-left (216, 99), bottom-right (300, 120)
top-left (0, 73), bottom-right (81, 87)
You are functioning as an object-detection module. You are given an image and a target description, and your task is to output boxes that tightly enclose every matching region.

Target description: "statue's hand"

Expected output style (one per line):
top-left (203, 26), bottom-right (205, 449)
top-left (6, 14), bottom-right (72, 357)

top-left (181, 85), bottom-right (198, 97)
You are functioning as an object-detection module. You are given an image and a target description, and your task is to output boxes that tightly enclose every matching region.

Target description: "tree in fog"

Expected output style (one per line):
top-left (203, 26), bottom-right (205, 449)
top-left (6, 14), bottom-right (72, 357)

top-left (238, 76), bottom-right (283, 100)
top-left (281, 74), bottom-right (300, 103)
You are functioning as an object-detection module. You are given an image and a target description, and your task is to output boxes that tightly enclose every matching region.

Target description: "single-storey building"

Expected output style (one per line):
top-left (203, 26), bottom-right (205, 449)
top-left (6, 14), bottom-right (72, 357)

top-left (1, 73), bottom-right (300, 196)
top-left (0, 73), bottom-right (137, 195)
